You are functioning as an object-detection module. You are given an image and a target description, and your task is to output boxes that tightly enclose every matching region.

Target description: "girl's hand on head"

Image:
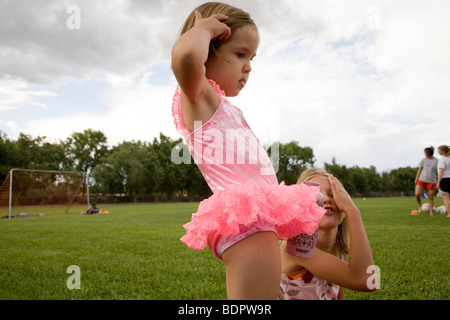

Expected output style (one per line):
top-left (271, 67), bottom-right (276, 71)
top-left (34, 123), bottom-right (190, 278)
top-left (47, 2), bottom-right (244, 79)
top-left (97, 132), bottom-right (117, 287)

top-left (328, 174), bottom-right (357, 214)
top-left (194, 10), bottom-right (231, 41)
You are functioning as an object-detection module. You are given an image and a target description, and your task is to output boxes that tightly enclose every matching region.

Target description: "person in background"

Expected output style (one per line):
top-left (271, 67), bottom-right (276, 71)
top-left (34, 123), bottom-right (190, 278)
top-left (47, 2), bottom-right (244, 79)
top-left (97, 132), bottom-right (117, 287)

top-left (414, 146), bottom-right (439, 215)
top-left (279, 168), bottom-right (376, 300)
top-left (87, 203), bottom-right (99, 214)
top-left (436, 145), bottom-right (450, 218)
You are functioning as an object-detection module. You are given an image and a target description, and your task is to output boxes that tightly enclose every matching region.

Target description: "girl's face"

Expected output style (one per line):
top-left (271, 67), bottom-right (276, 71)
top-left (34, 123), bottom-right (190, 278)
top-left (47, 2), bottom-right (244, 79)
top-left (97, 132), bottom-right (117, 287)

top-left (309, 175), bottom-right (346, 229)
top-left (205, 24), bottom-right (259, 97)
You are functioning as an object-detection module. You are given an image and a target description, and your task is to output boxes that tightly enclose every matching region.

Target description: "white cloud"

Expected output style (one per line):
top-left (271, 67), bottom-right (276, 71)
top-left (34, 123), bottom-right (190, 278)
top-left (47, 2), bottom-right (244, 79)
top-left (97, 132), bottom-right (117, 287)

top-left (6, 121), bottom-right (17, 129)
top-left (19, 72), bottom-right (179, 147)
top-left (0, 76), bottom-right (57, 111)
top-left (0, 0), bottom-right (184, 87)
top-left (238, 0), bottom-right (450, 171)
top-left (1, 0), bottom-right (449, 172)
top-left (101, 77), bottom-right (179, 145)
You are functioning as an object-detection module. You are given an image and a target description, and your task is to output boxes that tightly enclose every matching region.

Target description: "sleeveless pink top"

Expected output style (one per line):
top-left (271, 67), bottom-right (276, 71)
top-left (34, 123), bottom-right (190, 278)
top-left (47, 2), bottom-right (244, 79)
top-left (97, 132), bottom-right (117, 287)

top-left (172, 79), bottom-right (278, 193)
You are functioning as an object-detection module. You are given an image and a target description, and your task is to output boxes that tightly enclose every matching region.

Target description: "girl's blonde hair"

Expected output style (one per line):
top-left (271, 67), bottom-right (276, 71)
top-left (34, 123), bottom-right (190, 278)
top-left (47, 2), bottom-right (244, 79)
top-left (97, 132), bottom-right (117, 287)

top-left (297, 168), bottom-right (350, 257)
top-left (438, 145), bottom-right (450, 157)
top-left (179, 2), bottom-right (256, 58)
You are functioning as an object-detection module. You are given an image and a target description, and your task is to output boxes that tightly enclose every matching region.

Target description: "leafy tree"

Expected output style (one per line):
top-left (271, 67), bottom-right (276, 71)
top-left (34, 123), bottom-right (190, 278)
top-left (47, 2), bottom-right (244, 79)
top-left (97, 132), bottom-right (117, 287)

top-left (268, 141), bottom-right (315, 185)
top-left (64, 129), bottom-right (109, 173)
top-left (39, 141), bottom-right (70, 171)
top-left (364, 166), bottom-right (382, 193)
top-left (1, 132), bottom-right (69, 174)
top-left (0, 131), bottom-right (18, 181)
top-left (15, 133), bottom-right (46, 169)
top-left (91, 141), bottom-right (156, 200)
top-left (324, 157), bottom-right (355, 194)
top-left (386, 166), bottom-right (416, 192)
top-left (0, 130), bottom-right (421, 201)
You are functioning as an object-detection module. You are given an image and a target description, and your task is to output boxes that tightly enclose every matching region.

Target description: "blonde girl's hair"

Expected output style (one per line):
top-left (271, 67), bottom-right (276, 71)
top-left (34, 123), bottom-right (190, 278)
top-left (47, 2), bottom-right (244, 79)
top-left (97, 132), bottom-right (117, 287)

top-left (438, 145), bottom-right (450, 157)
top-left (179, 2), bottom-right (256, 58)
top-left (297, 168), bottom-right (350, 258)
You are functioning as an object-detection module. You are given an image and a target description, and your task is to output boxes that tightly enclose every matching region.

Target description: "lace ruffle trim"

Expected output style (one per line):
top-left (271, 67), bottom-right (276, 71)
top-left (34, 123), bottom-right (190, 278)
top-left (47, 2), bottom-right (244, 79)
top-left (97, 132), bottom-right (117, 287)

top-left (171, 79), bottom-right (225, 137)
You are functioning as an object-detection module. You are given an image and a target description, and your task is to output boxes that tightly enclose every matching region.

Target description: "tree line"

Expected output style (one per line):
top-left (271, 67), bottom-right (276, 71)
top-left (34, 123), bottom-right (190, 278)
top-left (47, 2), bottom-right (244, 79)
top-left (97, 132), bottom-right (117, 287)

top-left (0, 129), bottom-right (417, 202)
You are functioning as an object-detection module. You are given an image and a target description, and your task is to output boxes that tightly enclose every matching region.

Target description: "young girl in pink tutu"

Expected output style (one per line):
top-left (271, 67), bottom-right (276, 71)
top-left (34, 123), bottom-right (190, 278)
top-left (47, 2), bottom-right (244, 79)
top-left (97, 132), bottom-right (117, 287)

top-left (171, 2), bottom-right (325, 299)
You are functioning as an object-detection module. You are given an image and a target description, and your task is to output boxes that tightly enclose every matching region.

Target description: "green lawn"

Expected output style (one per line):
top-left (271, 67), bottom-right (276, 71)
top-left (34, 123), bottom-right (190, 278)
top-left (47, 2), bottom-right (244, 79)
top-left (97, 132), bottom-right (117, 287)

top-left (0, 198), bottom-right (448, 300)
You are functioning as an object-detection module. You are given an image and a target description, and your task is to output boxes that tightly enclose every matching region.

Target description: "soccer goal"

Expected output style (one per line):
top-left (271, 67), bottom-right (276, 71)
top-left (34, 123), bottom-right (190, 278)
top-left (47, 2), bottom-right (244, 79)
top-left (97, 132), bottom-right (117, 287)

top-left (0, 169), bottom-right (89, 219)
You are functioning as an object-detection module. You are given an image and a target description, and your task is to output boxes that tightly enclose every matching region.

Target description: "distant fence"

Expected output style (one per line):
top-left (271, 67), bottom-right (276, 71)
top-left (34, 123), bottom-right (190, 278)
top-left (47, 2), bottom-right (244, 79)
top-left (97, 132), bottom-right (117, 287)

top-left (88, 190), bottom-right (417, 204)
top-left (89, 192), bottom-right (211, 204)
top-left (351, 190), bottom-right (415, 198)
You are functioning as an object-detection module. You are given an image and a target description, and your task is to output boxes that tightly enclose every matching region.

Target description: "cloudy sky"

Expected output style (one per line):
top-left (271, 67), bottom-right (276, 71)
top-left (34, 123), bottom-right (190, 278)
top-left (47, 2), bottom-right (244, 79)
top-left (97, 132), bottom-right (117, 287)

top-left (1, 0), bottom-right (449, 172)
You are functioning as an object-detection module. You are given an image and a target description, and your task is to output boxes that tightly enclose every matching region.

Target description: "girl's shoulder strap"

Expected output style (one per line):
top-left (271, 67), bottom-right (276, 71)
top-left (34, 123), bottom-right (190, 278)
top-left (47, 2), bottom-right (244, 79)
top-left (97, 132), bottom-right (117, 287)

top-left (171, 79), bottom-right (226, 137)
top-left (207, 78), bottom-right (226, 102)
top-left (171, 84), bottom-right (189, 137)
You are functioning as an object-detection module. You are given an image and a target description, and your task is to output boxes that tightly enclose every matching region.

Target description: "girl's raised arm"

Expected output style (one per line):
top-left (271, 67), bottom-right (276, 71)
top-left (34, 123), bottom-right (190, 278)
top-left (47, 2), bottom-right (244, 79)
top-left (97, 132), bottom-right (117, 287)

top-left (171, 11), bottom-right (230, 103)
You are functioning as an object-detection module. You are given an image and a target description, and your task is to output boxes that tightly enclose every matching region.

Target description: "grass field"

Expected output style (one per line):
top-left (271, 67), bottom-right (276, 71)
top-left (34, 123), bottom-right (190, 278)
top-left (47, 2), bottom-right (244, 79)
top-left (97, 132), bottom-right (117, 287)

top-left (0, 197), bottom-right (448, 300)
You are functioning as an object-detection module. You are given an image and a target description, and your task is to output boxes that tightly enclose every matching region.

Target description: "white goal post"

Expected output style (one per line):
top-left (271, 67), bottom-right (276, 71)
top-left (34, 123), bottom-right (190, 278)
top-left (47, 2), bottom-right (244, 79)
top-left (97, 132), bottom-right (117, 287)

top-left (0, 169), bottom-right (89, 219)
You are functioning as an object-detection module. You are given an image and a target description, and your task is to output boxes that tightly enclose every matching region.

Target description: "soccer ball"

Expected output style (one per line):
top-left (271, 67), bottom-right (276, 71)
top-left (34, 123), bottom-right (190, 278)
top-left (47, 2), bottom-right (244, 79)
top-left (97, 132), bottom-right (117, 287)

top-left (421, 203), bottom-right (429, 211)
top-left (435, 205), bottom-right (447, 215)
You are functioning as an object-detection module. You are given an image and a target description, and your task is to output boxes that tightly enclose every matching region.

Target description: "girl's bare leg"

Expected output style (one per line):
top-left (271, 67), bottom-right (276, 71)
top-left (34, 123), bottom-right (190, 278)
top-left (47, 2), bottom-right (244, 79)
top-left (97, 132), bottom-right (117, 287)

top-left (442, 194), bottom-right (450, 217)
top-left (415, 185), bottom-right (424, 212)
top-left (222, 232), bottom-right (280, 300)
top-left (428, 190), bottom-right (435, 216)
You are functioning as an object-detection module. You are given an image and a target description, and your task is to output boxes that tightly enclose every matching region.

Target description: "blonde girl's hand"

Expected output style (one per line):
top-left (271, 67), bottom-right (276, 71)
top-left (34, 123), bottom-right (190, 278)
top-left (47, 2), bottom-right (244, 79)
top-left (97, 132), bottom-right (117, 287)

top-left (328, 174), bottom-right (357, 214)
top-left (194, 10), bottom-right (231, 41)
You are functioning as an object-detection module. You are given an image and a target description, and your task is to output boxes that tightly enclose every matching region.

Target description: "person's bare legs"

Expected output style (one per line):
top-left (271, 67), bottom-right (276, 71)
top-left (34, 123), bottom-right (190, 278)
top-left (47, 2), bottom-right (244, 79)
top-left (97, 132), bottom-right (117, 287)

top-left (222, 232), bottom-right (280, 300)
top-left (442, 194), bottom-right (450, 218)
top-left (415, 185), bottom-right (424, 212)
top-left (428, 189), bottom-right (435, 216)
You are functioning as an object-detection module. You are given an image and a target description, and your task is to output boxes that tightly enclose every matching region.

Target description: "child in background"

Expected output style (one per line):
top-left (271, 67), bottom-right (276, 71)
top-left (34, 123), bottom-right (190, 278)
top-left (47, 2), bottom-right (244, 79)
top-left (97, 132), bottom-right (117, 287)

top-left (171, 2), bottom-right (325, 299)
top-left (280, 168), bottom-right (376, 299)
top-left (415, 146), bottom-right (439, 215)
top-left (436, 145), bottom-right (450, 217)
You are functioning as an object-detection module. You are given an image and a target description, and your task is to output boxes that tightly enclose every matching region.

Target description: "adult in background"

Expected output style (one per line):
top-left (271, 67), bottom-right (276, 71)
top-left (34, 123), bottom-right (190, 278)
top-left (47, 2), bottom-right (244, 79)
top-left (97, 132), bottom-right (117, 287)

top-left (414, 146), bottom-right (439, 215)
top-left (436, 145), bottom-right (450, 218)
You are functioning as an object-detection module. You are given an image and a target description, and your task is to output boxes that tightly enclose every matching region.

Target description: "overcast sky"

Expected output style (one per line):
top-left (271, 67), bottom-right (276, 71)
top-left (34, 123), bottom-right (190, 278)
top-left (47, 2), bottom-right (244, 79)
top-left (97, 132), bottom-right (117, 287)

top-left (1, 0), bottom-right (449, 173)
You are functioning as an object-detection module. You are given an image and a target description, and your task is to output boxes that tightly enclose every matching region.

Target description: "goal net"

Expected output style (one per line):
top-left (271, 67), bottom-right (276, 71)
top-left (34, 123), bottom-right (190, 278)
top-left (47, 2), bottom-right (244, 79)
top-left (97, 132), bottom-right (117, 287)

top-left (0, 169), bottom-right (88, 219)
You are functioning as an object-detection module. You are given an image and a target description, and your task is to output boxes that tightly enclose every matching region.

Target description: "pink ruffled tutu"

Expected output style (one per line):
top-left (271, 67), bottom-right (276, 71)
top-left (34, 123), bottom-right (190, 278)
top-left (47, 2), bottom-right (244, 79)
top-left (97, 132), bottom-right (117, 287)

top-left (181, 182), bottom-right (325, 255)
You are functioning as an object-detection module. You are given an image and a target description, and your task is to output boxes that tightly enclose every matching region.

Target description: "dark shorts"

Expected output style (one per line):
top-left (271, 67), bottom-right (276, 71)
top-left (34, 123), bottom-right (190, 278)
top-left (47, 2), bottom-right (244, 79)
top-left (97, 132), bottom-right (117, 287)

top-left (440, 178), bottom-right (450, 193)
